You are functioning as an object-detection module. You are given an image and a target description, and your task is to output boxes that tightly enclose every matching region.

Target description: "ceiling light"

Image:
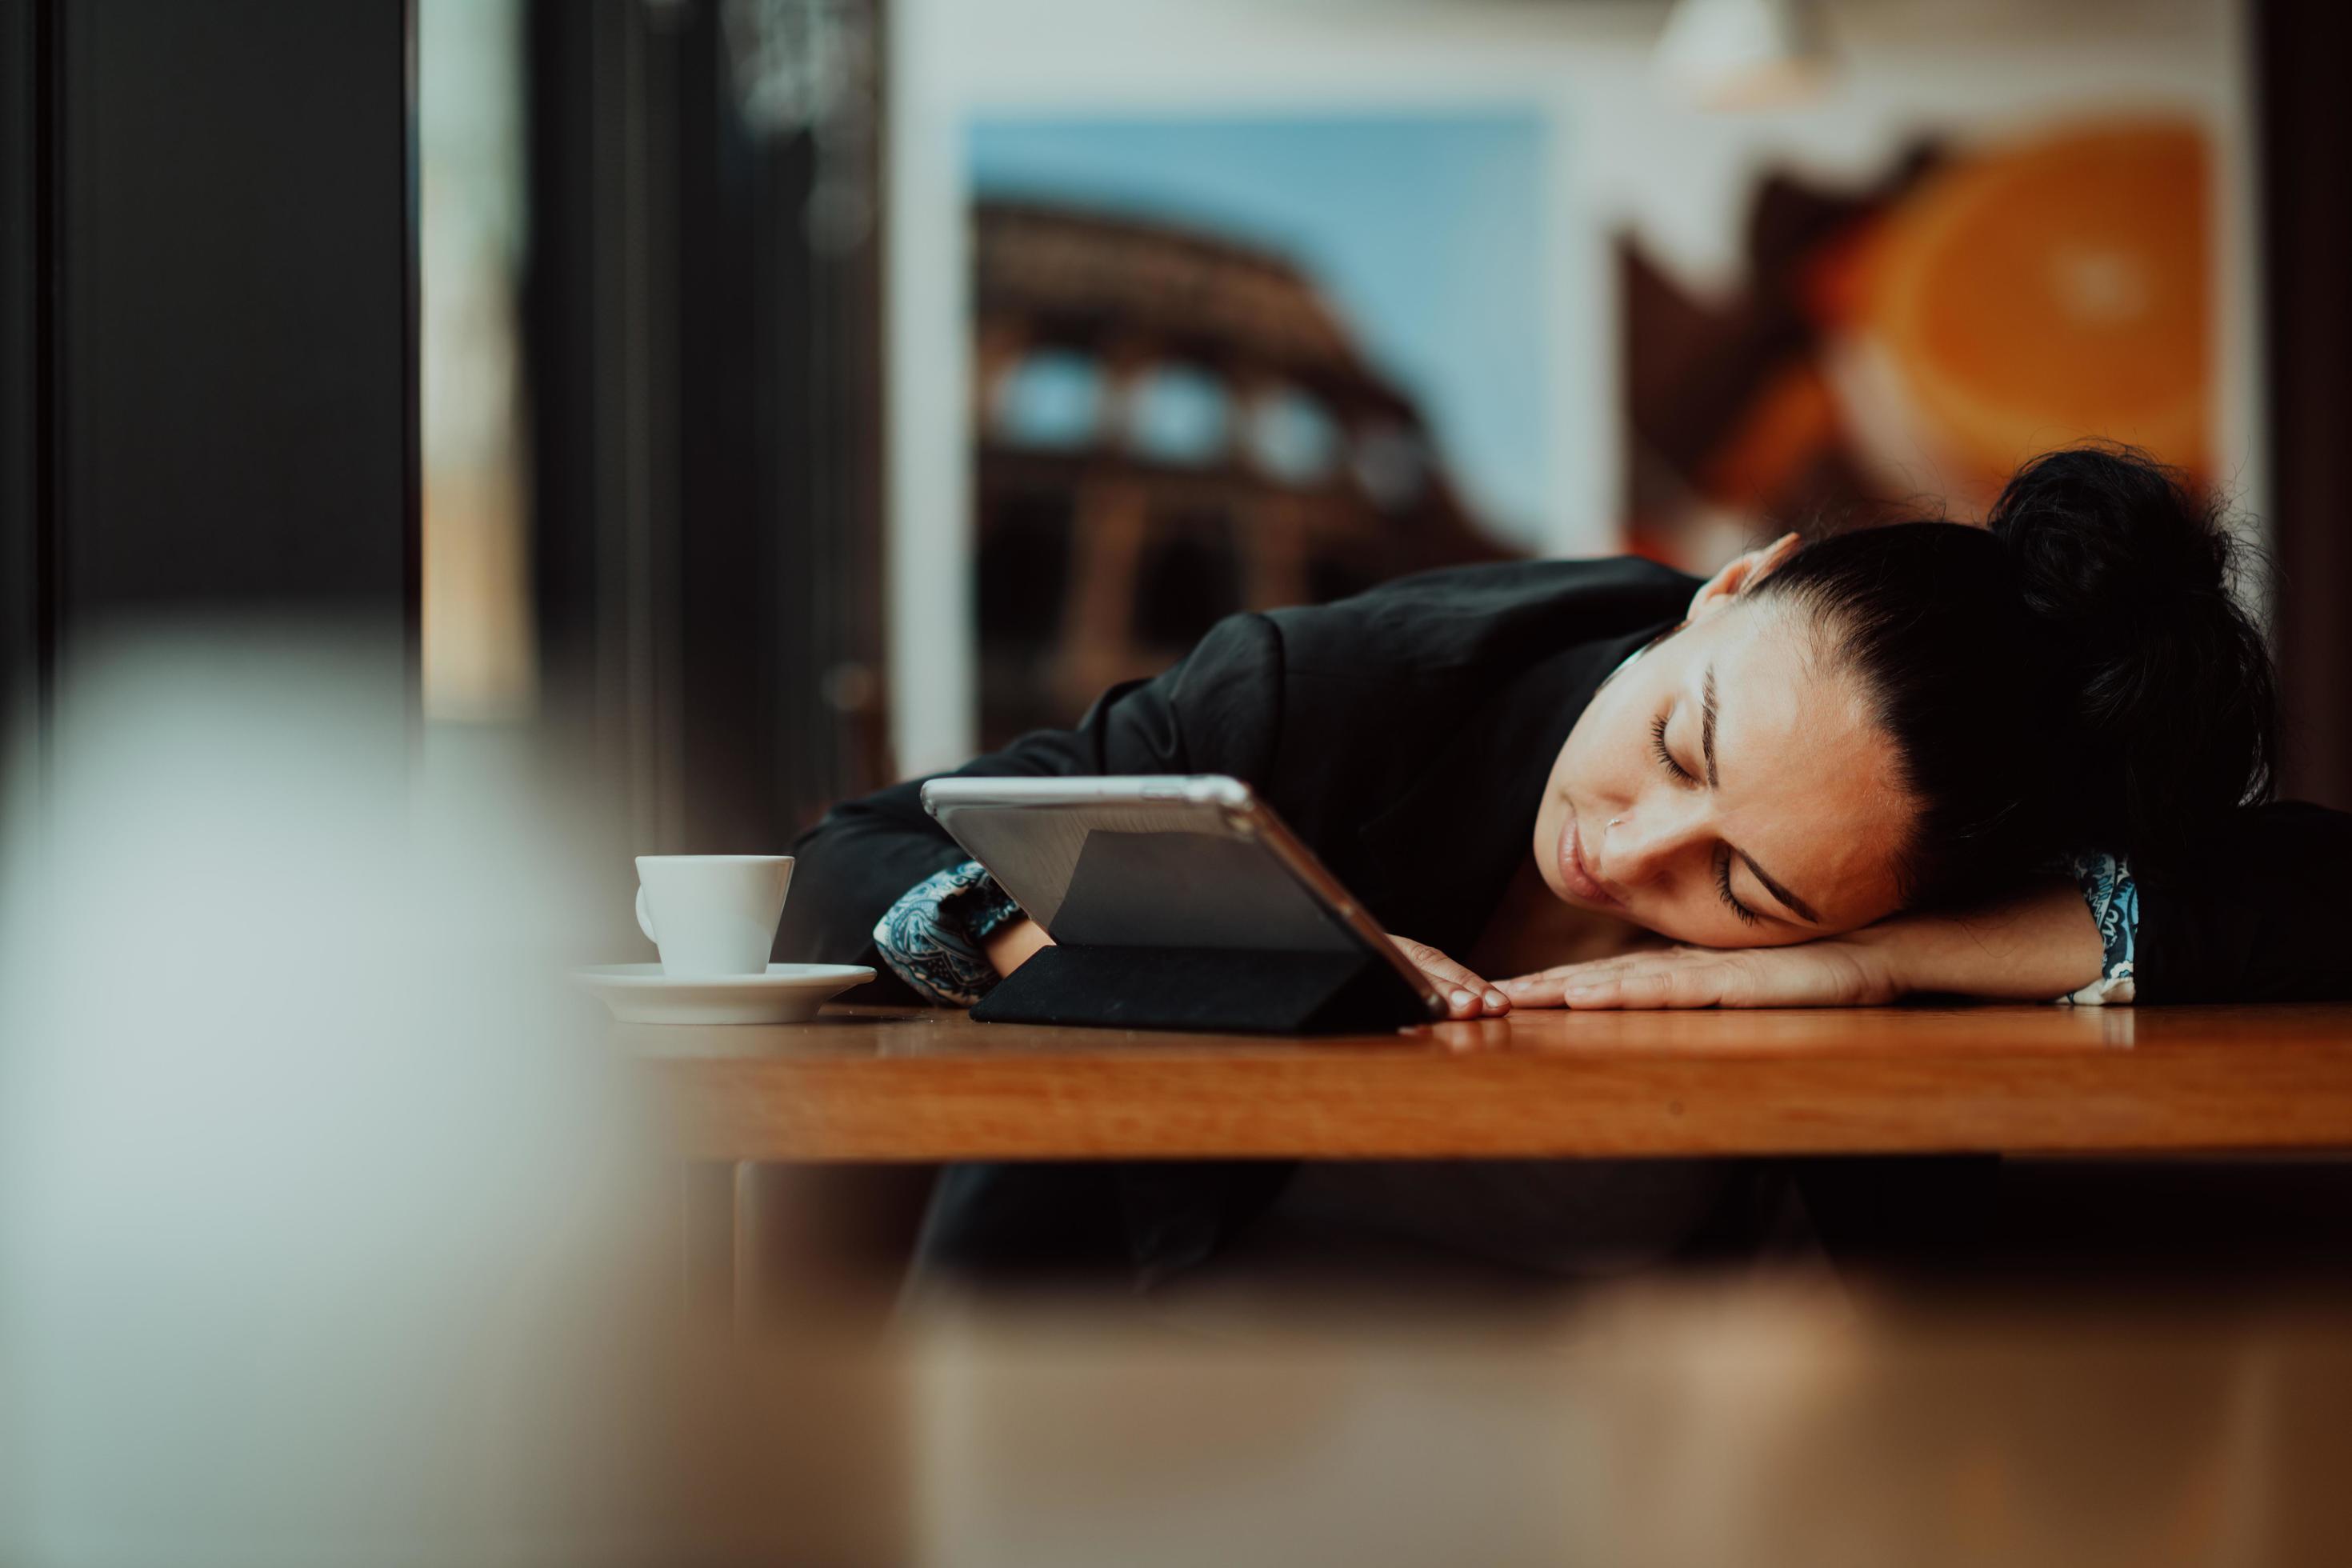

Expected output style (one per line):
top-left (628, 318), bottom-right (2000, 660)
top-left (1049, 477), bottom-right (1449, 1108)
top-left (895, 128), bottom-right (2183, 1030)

top-left (1655, 0), bottom-right (1836, 110)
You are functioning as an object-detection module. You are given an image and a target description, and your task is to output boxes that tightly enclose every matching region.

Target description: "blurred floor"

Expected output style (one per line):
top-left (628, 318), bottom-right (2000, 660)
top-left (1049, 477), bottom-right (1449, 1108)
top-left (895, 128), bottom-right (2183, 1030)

top-left (887, 1271), bottom-right (2352, 1568)
top-left (720, 1150), bottom-right (2352, 1566)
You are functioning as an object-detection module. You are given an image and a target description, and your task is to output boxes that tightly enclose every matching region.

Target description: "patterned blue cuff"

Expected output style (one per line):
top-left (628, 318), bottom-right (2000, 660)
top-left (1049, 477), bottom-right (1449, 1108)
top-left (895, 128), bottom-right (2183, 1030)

top-left (2057, 850), bottom-right (2138, 1005)
top-left (872, 860), bottom-right (1014, 1006)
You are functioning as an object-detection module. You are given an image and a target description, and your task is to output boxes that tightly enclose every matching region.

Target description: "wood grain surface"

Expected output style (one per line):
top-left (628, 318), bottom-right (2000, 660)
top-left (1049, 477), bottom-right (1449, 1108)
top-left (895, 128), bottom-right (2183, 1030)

top-left (626, 1003), bottom-right (2352, 1162)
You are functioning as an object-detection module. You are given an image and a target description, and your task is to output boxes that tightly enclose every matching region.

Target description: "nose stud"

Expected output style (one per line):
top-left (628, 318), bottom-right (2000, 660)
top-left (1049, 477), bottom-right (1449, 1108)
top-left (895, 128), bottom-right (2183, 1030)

top-left (1608, 817), bottom-right (1623, 829)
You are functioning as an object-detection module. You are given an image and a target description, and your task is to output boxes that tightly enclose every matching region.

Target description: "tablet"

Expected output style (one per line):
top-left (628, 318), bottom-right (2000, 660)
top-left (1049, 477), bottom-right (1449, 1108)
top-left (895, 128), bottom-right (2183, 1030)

top-left (919, 774), bottom-right (1447, 1018)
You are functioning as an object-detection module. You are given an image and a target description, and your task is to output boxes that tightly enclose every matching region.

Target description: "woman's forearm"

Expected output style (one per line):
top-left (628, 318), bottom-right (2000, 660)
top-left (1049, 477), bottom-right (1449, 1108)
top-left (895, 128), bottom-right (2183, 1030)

top-left (1854, 880), bottom-right (2105, 1000)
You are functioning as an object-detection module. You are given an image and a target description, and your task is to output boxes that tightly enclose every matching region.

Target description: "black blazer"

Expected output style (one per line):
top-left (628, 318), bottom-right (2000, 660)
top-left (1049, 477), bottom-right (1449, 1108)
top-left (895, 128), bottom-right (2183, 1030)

top-left (786, 556), bottom-right (2352, 1006)
top-left (783, 558), bottom-right (2352, 1281)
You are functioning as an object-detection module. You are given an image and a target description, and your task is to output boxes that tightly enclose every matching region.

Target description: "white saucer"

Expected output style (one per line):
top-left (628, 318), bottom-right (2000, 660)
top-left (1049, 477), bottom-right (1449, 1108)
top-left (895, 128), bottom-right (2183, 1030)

top-left (568, 962), bottom-right (875, 1025)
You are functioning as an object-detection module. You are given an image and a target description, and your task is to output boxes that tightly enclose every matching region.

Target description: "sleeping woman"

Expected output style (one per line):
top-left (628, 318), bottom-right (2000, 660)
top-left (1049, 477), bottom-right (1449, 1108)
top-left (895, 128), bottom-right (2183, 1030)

top-left (780, 446), bottom-right (2352, 1279)
top-left (786, 446), bottom-right (2351, 1018)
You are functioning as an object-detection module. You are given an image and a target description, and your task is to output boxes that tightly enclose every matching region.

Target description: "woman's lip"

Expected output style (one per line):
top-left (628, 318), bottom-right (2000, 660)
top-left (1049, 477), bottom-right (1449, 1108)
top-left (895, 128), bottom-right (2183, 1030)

top-left (1558, 810), bottom-right (1625, 910)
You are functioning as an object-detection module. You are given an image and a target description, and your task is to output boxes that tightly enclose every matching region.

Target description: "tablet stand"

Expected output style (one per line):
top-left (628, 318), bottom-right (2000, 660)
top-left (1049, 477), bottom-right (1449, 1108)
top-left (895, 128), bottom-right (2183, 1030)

top-left (969, 943), bottom-right (1431, 1035)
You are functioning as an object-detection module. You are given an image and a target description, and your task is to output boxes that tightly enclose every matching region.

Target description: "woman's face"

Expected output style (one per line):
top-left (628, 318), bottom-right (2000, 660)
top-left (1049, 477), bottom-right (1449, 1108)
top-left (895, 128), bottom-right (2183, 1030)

top-left (1532, 538), bottom-right (1918, 948)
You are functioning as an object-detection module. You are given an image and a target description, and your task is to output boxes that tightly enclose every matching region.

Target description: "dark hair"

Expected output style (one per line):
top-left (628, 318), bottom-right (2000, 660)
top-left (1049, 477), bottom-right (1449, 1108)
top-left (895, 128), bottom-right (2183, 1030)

top-left (1749, 446), bottom-right (2276, 906)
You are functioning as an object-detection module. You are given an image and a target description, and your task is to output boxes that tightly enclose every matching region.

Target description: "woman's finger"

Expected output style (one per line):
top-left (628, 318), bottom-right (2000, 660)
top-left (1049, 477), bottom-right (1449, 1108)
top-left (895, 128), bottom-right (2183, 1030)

top-left (1501, 950), bottom-right (1689, 1007)
top-left (1498, 971), bottom-right (1575, 1008)
top-left (1511, 943), bottom-right (1892, 1010)
top-left (1499, 962), bottom-right (1632, 1006)
top-left (1558, 958), bottom-right (1738, 1010)
top-left (1388, 934), bottom-right (1510, 1018)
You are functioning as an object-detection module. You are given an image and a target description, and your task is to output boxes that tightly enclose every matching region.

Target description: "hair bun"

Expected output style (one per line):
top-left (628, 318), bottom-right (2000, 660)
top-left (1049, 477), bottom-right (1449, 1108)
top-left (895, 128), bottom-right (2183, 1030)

top-left (1984, 446), bottom-right (2275, 860)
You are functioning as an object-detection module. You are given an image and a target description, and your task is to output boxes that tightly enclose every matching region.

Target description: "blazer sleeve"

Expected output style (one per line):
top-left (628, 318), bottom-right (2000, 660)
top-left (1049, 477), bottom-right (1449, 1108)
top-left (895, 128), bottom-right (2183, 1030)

top-left (2132, 800), bottom-right (2352, 1002)
top-left (775, 611), bottom-right (1285, 994)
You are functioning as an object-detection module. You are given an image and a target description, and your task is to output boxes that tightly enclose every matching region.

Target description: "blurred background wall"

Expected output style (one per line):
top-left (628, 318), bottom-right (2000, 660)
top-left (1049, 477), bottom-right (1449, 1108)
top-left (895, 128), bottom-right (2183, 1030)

top-left (510, 0), bottom-right (889, 862)
top-left (2, 0), bottom-right (417, 775)
top-left (6, 0), bottom-right (2346, 870)
top-left (2262, 0), bottom-right (2352, 811)
top-left (394, 0), bottom-right (899, 963)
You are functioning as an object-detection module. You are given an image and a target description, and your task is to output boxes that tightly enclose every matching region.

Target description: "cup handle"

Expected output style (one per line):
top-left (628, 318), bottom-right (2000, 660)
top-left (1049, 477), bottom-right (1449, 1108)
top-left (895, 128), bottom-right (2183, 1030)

top-left (635, 885), bottom-right (658, 945)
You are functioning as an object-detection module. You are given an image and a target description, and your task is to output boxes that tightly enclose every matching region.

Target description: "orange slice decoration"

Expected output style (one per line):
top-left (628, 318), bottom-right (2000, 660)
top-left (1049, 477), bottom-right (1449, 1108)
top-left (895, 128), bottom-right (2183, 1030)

top-left (1864, 118), bottom-right (2212, 495)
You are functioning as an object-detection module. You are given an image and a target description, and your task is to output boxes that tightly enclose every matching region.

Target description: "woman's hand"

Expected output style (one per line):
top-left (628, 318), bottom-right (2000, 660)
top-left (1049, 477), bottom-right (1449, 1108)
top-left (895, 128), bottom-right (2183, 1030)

top-left (1499, 938), bottom-right (1902, 1010)
top-left (1388, 934), bottom-right (1513, 1018)
top-left (981, 916), bottom-right (1053, 977)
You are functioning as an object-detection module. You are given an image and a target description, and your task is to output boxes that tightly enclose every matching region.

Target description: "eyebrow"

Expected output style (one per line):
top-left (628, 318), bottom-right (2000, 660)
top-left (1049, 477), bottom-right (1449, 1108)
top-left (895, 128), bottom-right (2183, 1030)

top-left (1698, 659), bottom-right (1824, 926)
top-left (1738, 851), bottom-right (1822, 926)
top-left (1700, 664), bottom-right (1721, 789)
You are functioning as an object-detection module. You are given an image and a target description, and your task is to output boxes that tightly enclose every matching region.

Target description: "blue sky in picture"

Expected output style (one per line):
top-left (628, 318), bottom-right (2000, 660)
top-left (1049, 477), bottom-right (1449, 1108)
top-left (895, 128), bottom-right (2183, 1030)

top-left (967, 111), bottom-right (1550, 542)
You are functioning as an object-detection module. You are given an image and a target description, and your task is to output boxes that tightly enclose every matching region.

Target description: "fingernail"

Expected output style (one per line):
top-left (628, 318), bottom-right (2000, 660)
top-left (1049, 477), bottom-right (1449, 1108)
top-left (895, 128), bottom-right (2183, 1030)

top-left (1484, 990), bottom-right (1508, 1010)
top-left (1566, 985), bottom-right (1597, 1002)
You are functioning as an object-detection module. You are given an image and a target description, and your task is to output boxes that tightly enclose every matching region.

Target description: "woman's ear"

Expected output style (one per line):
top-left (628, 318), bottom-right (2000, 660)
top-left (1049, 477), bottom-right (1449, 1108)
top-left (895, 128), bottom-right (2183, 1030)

top-left (1687, 531), bottom-right (1802, 623)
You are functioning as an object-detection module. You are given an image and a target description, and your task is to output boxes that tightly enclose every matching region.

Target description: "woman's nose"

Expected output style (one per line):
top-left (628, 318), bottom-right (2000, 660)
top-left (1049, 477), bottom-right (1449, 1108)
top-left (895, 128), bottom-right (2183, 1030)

top-left (1604, 798), bottom-right (1708, 885)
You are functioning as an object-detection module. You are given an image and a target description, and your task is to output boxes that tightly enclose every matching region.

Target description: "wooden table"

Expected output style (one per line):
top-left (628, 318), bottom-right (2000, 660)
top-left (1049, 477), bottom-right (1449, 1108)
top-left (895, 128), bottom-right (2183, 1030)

top-left (632, 1002), bottom-right (2352, 1162)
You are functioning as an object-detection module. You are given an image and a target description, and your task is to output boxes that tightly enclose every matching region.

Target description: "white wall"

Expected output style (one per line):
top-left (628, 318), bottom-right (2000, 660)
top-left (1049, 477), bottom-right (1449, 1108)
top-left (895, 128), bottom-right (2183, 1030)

top-left (886, 0), bottom-right (2258, 775)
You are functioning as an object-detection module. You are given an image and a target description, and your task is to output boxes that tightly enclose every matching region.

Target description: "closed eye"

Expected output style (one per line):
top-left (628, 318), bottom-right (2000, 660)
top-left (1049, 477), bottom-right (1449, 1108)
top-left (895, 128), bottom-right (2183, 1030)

top-left (1658, 709), bottom-right (1764, 926)
top-left (1714, 848), bottom-right (1761, 926)
top-left (1650, 712), bottom-right (1697, 786)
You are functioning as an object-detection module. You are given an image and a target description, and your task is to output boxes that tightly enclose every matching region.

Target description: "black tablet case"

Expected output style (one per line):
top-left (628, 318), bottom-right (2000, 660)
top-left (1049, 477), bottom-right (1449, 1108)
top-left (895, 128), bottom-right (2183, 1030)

top-left (963, 826), bottom-right (1430, 1035)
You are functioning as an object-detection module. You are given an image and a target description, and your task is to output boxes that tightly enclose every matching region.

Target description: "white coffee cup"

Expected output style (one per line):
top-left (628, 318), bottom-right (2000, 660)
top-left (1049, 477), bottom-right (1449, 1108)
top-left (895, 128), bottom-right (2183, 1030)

top-left (634, 855), bottom-right (794, 977)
